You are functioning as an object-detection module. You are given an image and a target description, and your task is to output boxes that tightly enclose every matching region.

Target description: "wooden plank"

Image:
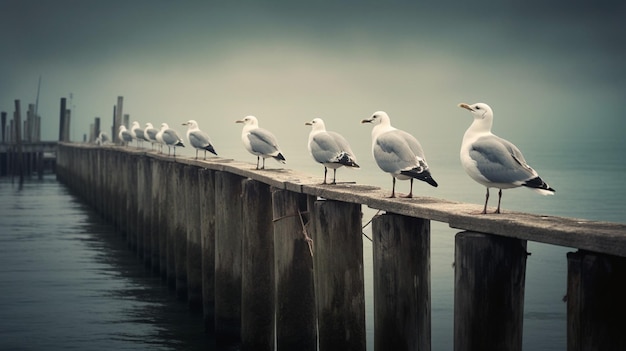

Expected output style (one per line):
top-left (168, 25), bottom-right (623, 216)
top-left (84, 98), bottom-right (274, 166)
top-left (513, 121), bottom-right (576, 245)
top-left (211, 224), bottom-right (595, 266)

top-left (372, 213), bottom-right (431, 351)
top-left (454, 232), bottom-right (527, 351)
top-left (311, 199), bottom-right (366, 351)
top-left (174, 163), bottom-right (188, 299)
top-left (199, 169), bottom-right (216, 331)
top-left (272, 189), bottom-right (317, 351)
top-left (241, 179), bottom-right (275, 351)
top-left (185, 166), bottom-right (202, 309)
top-left (214, 171), bottom-right (244, 344)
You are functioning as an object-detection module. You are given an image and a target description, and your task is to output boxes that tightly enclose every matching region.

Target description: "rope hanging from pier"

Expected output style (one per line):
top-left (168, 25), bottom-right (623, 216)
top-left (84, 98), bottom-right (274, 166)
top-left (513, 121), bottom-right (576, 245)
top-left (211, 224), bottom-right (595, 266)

top-left (273, 210), bottom-right (314, 257)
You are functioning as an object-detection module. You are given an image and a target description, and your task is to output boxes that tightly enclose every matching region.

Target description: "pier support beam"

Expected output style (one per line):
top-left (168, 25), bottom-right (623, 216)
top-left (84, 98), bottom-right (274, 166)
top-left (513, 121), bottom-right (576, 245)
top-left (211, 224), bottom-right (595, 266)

top-left (372, 213), bottom-right (431, 351)
top-left (174, 164), bottom-right (189, 300)
top-left (241, 179), bottom-right (275, 351)
top-left (214, 172), bottom-right (244, 345)
top-left (272, 189), bottom-right (317, 351)
top-left (567, 250), bottom-right (626, 351)
top-left (311, 199), bottom-right (366, 351)
top-left (199, 169), bottom-right (216, 331)
top-left (454, 232), bottom-right (527, 351)
top-left (185, 166), bottom-right (202, 309)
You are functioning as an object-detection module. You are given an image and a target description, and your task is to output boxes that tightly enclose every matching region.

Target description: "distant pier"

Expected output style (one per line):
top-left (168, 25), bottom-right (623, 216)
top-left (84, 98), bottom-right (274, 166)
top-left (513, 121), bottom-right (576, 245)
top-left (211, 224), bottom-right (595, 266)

top-left (56, 142), bottom-right (626, 351)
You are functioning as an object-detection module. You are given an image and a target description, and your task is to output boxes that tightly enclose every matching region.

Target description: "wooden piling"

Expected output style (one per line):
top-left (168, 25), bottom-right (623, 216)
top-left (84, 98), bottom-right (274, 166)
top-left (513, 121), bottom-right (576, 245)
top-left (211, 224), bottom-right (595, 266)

top-left (185, 165), bottom-right (203, 309)
top-left (310, 199), bottom-right (366, 351)
top-left (372, 213), bottom-right (431, 351)
top-left (454, 232), bottom-right (527, 351)
top-left (14, 100), bottom-right (24, 188)
top-left (174, 163), bottom-right (189, 300)
top-left (241, 179), bottom-right (275, 351)
top-left (166, 162), bottom-right (178, 288)
top-left (214, 171), bottom-right (244, 344)
top-left (567, 250), bottom-right (626, 351)
top-left (199, 168), bottom-right (216, 331)
top-left (272, 189), bottom-right (317, 351)
top-left (150, 159), bottom-right (162, 274)
top-left (59, 98), bottom-right (66, 141)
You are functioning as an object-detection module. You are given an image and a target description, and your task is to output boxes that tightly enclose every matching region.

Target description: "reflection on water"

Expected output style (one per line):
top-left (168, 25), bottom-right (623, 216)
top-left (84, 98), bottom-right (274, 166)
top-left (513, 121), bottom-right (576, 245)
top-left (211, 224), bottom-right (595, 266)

top-left (0, 176), bottom-right (212, 351)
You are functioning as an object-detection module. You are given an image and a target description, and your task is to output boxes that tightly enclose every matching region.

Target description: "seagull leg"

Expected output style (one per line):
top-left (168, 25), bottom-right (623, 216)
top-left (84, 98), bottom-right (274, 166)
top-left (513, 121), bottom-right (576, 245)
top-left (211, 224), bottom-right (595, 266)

top-left (262, 157), bottom-right (266, 170)
top-left (322, 167), bottom-right (328, 184)
top-left (203, 150), bottom-right (206, 160)
top-left (390, 177), bottom-right (396, 198)
top-left (482, 188), bottom-right (489, 214)
top-left (331, 169), bottom-right (337, 185)
top-left (402, 179), bottom-right (414, 198)
top-left (495, 189), bottom-right (503, 214)
top-left (256, 156), bottom-right (260, 170)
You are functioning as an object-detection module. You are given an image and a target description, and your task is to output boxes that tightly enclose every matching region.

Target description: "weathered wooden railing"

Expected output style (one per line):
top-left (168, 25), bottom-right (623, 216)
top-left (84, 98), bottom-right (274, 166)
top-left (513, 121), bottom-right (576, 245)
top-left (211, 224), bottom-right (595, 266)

top-left (56, 143), bottom-right (626, 351)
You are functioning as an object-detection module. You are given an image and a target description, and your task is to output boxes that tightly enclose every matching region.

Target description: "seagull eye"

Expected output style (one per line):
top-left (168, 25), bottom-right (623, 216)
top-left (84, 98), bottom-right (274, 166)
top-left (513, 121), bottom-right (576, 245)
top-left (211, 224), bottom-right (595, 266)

top-left (475, 106), bottom-right (481, 110)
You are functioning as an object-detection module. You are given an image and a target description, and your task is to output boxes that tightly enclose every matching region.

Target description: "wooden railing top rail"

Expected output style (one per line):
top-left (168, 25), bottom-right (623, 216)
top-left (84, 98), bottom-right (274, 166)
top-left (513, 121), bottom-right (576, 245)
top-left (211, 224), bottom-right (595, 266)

top-left (62, 143), bottom-right (626, 257)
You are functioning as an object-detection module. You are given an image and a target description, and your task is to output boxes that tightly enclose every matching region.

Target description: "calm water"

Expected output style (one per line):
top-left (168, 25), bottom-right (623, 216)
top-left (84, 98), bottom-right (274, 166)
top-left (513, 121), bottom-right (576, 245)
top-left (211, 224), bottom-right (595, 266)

top-left (0, 176), bottom-right (212, 351)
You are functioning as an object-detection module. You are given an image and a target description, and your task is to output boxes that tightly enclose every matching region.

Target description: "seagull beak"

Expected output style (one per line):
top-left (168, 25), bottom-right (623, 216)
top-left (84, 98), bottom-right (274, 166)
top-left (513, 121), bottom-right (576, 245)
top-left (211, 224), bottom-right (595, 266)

top-left (361, 118), bottom-right (372, 124)
top-left (458, 103), bottom-right (473, 112)
top-left (305, 121), bottom-right (312, 126)
top-left (235, 120), bottom-right (244, 124)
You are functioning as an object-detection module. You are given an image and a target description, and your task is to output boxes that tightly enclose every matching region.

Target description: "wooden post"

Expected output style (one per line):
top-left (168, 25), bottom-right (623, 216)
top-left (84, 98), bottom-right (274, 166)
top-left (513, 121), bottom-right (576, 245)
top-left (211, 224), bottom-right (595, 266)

top-left (567, 250), bottom-right (626, 351)
top-left (241, 179), bottom-right (275, 351)
top-left (114, 96), bottom-right (123, 143)
top-left (1, 111), bottom-right (6, 143)
top-left (59, 98), bottom-right (66, 141)
top-left (166, 162), bottom-right (177, 288)
top-left (454, 232), bottom-right (527, 351)
top-left (372, 213), bottom-right (431, 351)
top-left (310, 199), bottom-right (366, 351)
top-left (150, 158), bottom-right (162, 273)
top-left (199, 168), bottom-right (216, 331)
top-left (174, 163), bottom-right (188, 300)
top-left (158, 162), bottom-right (171, 280)
top-left (135, 155), bottom-right (147, 260)
top-left (272, 189), bottom-right (317, 351)
top-left (185, 166), bottom-right (203, 309)
top-left (64, 109), bottom-right (71, 142)
top-left (214, 171), bottom-right (244, 344)
top-left (14, 100), bottom-right (24, 188)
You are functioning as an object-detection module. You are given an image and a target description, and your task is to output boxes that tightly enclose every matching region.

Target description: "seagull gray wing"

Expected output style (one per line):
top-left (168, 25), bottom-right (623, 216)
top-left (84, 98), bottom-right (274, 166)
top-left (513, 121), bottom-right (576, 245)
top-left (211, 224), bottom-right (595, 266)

top-left (146, 128), bottom-right (158, 141)
top-left (121, 131), bottom-right (133, 142)
top-left (189, 130), bottom-right (211, 148)
top-left (134, 129), bottom-right (145, 139)
top-left (248, 128), bottom-right (280, 155)
top-left (469, 135), bottom-right (537, 183)
top-left (162, 129), bottom-right (181, 145)
top-left (374, 130), bottom-right (420, 174)
top-left (310, 132), bottom-right (343, 163)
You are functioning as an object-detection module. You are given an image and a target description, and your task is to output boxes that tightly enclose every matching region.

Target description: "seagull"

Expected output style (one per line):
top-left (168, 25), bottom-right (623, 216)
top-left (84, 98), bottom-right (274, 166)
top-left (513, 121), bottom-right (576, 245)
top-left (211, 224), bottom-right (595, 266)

top-left (458, 102), bottom-right (555, 214)
top-left (235, 116), bottom-right (286, 169)
top-left (118, 125), bottom-right (133, 146)
top-left (305, 118), bottom-right (359, 184)
top-left (182, 119), bottom-right (217, 160)
top-left (361, 111), bottom-right (438, 198)
top-left (95, 132), bottom-right (109, 145)
top-left (130, 121), bottom-right (145, 148)
top-left (144, 123), bottom-right (159, 150)
top-left (156, 123), bottom-right (185, 156)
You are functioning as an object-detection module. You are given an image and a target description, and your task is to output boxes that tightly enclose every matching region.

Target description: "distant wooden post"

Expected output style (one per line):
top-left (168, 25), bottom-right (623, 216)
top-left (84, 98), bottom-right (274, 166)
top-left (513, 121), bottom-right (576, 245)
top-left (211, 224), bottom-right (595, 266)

top-left (114, 96), bottom-right (123, 143)
top-left (64, 109), bottom-right (71, 142)
top-left (59, 98), bottom-right (66, 141)
top-left (372, 213), bottom-right (431, 351)
top-left (567, 250), bottom-right (626, 351)
top-left (199, 168), bottom-right (216, 331)
top-left (185, 165), bottom-right (203, 309)
top-left (14, 100), bottom-right (24, 187)
top-left (272, 189), bottom-right (317, 351)
top-left (94, 117), bottom-right (101, 141)
top-left (454, 232), bottom-right (527, 351)
top-left (241, 179), bottom-right (275, 351)
top-left (1, 111), bottom-right (6, 143)
top-left (214, 172), bottom-right (244, 345)
top-left (310, 199), bottom-right (366, 351)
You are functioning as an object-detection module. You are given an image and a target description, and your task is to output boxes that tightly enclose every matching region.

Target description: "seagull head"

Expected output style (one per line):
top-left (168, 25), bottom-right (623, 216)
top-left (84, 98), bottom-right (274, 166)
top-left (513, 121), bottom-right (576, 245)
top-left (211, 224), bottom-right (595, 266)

top-left (145, 122), bottom-right (153, 128)
top-left (235, 115), bottom-right (258, 126)
top-left (160, 123), bottom-right (169, 130)
top-left (305, 118), bottom-right (326, 131)
top-left (118, 125), bottom-right (127, 131)
top-left (458, 103), bottom-right (493, 120)
top-left (361, 111), bottom-right (390, 126)
top-left (131, 121), bottom-right (140, 128)
top-left (182, 120), bottom-right (199, 129)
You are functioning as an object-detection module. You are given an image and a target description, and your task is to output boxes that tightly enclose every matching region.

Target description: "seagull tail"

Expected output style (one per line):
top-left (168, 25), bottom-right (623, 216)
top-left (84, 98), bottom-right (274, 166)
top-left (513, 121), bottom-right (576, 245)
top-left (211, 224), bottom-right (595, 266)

top-left (274, 152), bottom-right (286, 164)
top-left (401, 169), bottom-right (438, 187)
top-left (175, 141), bottom-right (185, 147)
top-left (523, 176), bottom-right (555, 195)
top-left (335, 152), bottom-right (359, 168)
top-left (205, 144), bottom-right (218, 156)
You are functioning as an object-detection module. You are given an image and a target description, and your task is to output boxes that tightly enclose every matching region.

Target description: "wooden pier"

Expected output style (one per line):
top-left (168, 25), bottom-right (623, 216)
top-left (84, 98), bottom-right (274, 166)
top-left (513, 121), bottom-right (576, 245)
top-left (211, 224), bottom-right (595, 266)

top-left (55, 142), bottom-right (626, 351)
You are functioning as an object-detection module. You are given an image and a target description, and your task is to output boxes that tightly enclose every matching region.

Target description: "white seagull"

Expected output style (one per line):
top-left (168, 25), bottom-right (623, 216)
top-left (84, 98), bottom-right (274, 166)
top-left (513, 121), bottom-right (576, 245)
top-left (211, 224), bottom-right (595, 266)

top-left (235, 116), bottom-right (286, 169)
top-left (130, 121), bottom-right (145, 148)
top-left (118, 125), bottom-right (133, 146)
top-left (305, 118), bottom-right (359, 184)
top-left (156, 123), bottom-right (185, 156)
top-left (182, 119), bottom-right (217, 159)
top-left (361, 111), bottom-right (438, 198)
top-left (144, 123), bottom-right (159, 150)
top-left (458, 102), bottom-right (555, 214)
